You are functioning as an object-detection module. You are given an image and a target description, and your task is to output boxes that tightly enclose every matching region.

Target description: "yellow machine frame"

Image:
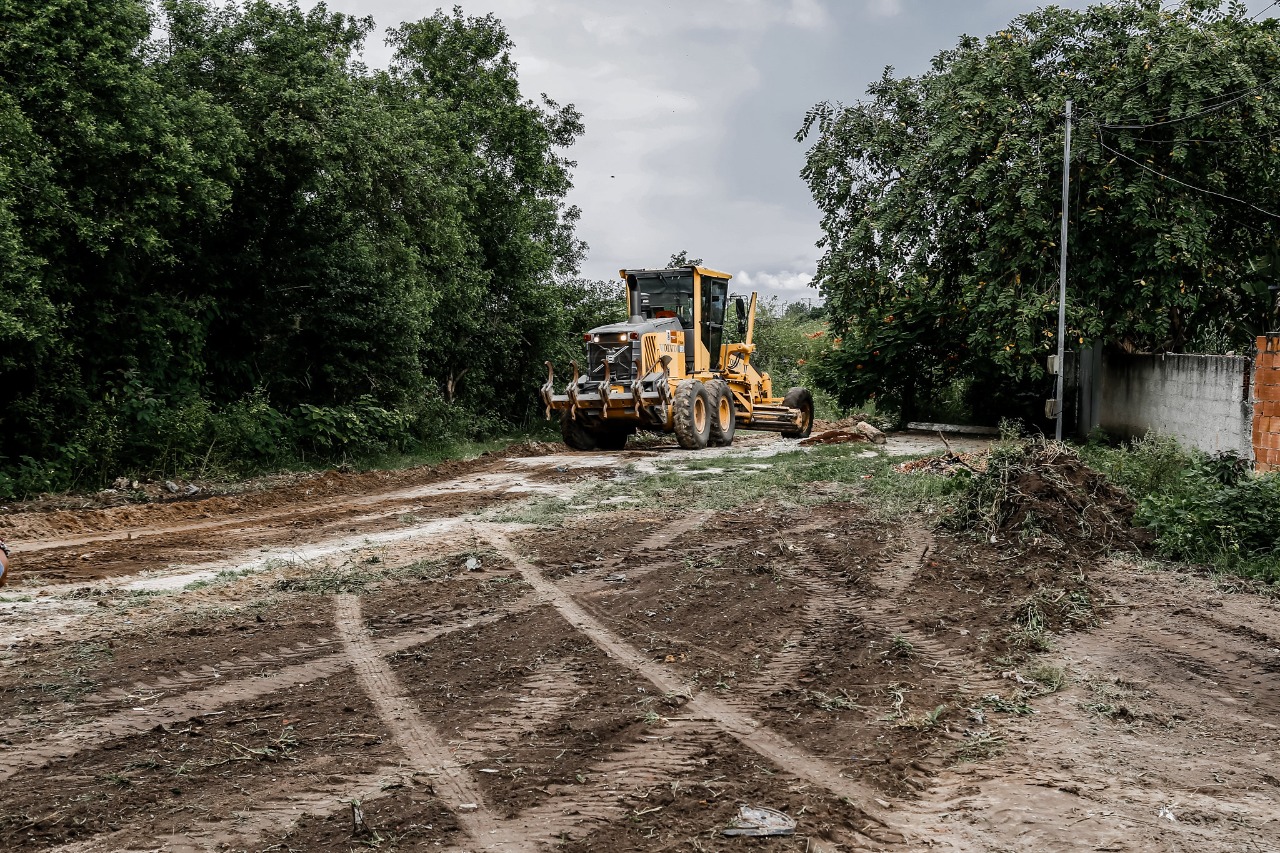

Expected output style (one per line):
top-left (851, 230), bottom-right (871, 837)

top-left (541, 265), bottom-right (812, 444)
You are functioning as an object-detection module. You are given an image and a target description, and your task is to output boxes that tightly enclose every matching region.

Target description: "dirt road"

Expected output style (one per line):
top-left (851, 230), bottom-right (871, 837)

top-left (0, 435), bottom-right (1276, 851)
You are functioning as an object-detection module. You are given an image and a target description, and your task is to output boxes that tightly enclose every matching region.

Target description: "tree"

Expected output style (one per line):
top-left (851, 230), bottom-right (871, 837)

top-left (160, 0), bottom-right (445, 408)
top-left (799, 0), bottom-right (1280, 421)
top-left (667, 250), bottom-right (704, 267)
top-left (0, 0), bottom-right (240, 475)
top-left (386, 8), bottom-right (584, 412)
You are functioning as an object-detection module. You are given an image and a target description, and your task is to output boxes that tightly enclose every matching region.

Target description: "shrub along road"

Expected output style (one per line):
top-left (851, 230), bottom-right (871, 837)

top-left (0, 435), bottom-right (1276, 851)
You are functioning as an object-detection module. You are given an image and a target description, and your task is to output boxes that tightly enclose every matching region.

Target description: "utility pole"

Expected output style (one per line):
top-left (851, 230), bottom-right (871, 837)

top-left (1054, 99), bottom-right (1072, 441)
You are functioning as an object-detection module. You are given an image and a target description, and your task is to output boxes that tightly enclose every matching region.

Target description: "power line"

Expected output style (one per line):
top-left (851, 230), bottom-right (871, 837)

top-left (1102, 128), bottom-right (1280, 144)
top-left (1097, 71), bottom-right (1280, 129)
top-left (1252, 0), bottom-right (1280, 21)
top-left (1097, 133), bottom-right (1280, 220)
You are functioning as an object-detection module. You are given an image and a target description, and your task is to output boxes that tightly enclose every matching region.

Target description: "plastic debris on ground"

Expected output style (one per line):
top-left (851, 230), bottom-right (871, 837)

top-left (722, 804), bottom-right (797, 837)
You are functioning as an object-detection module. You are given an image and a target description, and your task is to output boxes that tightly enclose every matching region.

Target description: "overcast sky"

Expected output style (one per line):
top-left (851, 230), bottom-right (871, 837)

top-left (312, 0), bottom-right (1279, 302)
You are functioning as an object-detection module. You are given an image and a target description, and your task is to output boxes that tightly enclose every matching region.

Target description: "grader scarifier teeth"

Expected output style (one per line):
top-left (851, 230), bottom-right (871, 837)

top-left (600, 359), bottom-right (611, 419)
top-left (658, 356), bottom-right (673, 405)
top-left (567, 361), bottom-right (581, 420)
top-left (541, 361), bottom-right (556, 420)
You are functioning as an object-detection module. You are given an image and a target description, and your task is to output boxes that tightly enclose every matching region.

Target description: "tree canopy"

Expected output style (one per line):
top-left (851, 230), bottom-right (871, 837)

top-left (799, 0), bottom-right (1280, 420)
top-left (0, 0), bottom-right (587, 495)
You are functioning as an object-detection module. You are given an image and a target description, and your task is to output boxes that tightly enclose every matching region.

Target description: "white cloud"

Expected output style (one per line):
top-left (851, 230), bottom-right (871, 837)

top-left (734, 269), bottom-right (817, 301)
top-left (866, 0), bottom-right (903, 18)
top-left (785, 0), bottom-right (830, 29)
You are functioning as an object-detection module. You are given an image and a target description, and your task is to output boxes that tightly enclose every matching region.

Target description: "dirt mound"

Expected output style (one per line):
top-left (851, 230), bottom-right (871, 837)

top-left (951, 440), bottom-right (1145, 555)
top-left (482, 440), bottom-right (563, 458)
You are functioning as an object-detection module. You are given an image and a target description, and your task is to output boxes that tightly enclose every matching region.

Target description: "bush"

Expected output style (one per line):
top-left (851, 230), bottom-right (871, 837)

top-left (0, 386), bottom-right (514, 499)
top-left (1084, 434), bottom-right (1280, 582)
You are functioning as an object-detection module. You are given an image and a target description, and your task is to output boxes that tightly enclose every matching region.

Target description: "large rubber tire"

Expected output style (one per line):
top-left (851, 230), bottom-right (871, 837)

top-left (560, 410), bottom-right (598, 450)
top-left (673, 380), bottom-right (713, 450)
top-left (780, 386), bottom-right (815, 439)
top-left (593, 426), bottom-right (632, 451)
top-left (707, 379), bottom-right (737, 447)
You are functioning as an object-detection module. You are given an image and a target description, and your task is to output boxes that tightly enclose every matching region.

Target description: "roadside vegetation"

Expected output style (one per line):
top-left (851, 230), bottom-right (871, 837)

top-left (1083, 434), bottom-right (1280, 582)
top-left (0, 0), bottom-right (595, 498)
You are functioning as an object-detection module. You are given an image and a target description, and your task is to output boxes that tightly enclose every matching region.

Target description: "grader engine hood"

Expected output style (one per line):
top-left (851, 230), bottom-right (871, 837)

top-left (582, 317), bottom-right (682, 383)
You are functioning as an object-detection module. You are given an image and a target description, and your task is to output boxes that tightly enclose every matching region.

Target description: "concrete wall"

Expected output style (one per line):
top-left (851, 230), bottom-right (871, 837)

top-left (1095, 350), bottom-right (1253, 458)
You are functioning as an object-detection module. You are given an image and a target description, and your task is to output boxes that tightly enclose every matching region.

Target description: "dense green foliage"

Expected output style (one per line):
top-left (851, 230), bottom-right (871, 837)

top-left (1084, 434), bottom-right (1280, 582)
top-left (737, 300), bottom-right (841, 418)
top-left (0, 0), bottom-right (588, 496)
top-left (799, 0), bottom-right (1280, 422)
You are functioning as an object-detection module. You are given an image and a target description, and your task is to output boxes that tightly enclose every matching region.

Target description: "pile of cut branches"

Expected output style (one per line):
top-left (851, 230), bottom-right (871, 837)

top-left (949, 438), bottom-right (1145, 556)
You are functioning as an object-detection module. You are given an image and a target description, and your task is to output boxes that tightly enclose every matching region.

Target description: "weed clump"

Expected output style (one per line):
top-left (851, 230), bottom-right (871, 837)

top-left (1086, 434), bottom-right (1280, 583)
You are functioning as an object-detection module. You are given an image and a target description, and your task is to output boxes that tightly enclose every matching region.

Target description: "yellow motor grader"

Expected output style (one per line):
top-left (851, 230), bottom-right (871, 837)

top-left (541, 265), bottom-right (814, 450)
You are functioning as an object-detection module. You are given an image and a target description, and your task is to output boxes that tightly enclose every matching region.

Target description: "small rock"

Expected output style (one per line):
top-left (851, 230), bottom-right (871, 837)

top-left (465, 557), bottom-right (481, 571)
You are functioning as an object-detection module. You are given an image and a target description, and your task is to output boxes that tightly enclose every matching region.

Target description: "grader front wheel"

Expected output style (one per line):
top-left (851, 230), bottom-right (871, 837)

top-left (707, 379), bottom-right (736, 447)
top-left (560, 410), bottom-right (598, 450)
top-left (673, 381), bottom-right (713, 449)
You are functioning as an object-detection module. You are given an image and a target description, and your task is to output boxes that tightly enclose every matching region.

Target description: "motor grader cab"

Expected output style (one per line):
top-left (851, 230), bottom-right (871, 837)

top-left (541, 265), bottom-right (815, 450)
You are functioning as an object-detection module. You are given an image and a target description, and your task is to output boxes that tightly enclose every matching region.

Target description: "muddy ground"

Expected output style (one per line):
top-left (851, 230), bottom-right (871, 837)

top-left (0, 432), bottom-right (1276, 852)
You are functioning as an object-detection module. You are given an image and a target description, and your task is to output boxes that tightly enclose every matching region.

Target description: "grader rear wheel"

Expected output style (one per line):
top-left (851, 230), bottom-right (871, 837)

top-left (673, 381), bottom-right (713, 449)
top-left (707, 379), bottom-right (736, 447)
top-left (780, 386), bottom-right (815, 439)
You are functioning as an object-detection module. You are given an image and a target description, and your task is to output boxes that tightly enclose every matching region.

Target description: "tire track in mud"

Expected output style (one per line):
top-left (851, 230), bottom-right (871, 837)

top-left (44, 764), bottom-right (416, 853)
top-left (739, 572), bottom-right (852, 695)
top-left (861, 525), bottom-right (1006, 693)
top-left (59, 662), bottom-right (588, 853)
top-left (461, 718), bottom-right (722, 850)
top-left (0, 603), bottom-right (536, 784)
top-left (10, 460), bottom-right (548, 556)
top-left (482, 526), bottom-right (905, 842)
top-left (81, 637), bottom-right (339, 708)
top-left (1100, 612), bottom-right (1280, 721)
top-left (871, 524), bottom-right (934, 600)
top-left (333, 594), bottom-right (521, 849)
top-left (447, 662), bottom-right (582, 765)
top-left (530, 511), bottom-right (712, 592)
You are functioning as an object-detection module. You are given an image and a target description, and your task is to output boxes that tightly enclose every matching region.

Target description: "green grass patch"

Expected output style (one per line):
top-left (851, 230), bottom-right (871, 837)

top-left (495, 443), bottom-right (970, 520)
top-left (184, 567), bottom-right (259, 592)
